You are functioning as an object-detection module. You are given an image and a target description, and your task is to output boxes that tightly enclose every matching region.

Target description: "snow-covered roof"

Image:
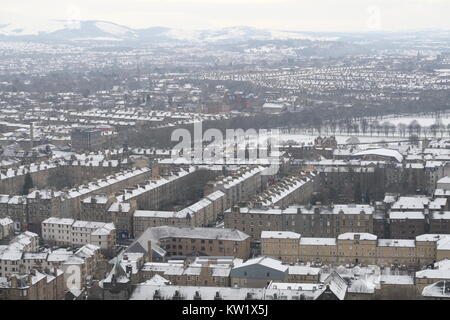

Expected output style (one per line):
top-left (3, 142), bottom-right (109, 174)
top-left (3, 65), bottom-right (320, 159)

top-left (391, 196), bottom-right (430, 210)
top-left (300, 237), bottom-right (336, 246)
top-left (288, 265), bottom-right (320, 276)
top-left (261, 231), bottom-right (301, 239)
top-left (130, 283), bottom-right (318, 300)
top-left (332, 204), bottom-right (374, 215)
top-left (351, 148), bottom-right (403, 162)
top-left (42, 217), bottom-right (75, 225)
top-left (318, 272), bottom-right (347, 300)
top-left (389, 211), bottom-right (425, 220)
top-left (378, 239), bottom-right (415, 247)
top-left (0, 217), bottom-right (13, 226)
top-left (338, 233), bottom-right (377, 241)
top-left (416, 269), bottom-right (450, 280)
top-left (234, 256), bottom-right (288, 273)
top-left (142, 226), bottom-right (249, 242)
top-left (145, 274), bottom-right (171, 286)
top-left (380, 275), bottom-right (414, 285)
top-left (431, 211), bottom-right (450, 220)
top-left (437, 176), bottom-right (450, 184)
top-left (416, 234), bottom-right (450, 242)
top-left (422, 281), bottom-right (450, 298)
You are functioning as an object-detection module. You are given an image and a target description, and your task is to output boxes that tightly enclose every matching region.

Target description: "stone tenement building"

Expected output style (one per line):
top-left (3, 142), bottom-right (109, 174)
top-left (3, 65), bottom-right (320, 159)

top-left (0, 269), bottom-right (65, 300)
top-left (261, 231), bottom-right (450, 268)
top-left (0, 167), bottom-right (151, 234)
top-left (80, 194), bottom-right (118, 223)
top-left (0, 232), bottom-right (40, 278)
top-left (388, 211), bottom-right (450, 239)
top-left (0, 162), bottom-right (58, 195)
top-left (140, 260), bottom-right (233, 287)
top-left (0, 195), bottom-right (27, 229)
top-left (133, 190), bottom-right (227, 236)
top-left (0, 217), bottom-right (14, 240)
top-left (224, 203), bottom-right (374, 241)
top-left (26, 190), bottom-right (66, 233)
top-left (71, 128), bottom-right (102, 152)
top-left (115, 166), bottom-right (213, 211)
top-left (81, 196), bottom-right (137, 240)
top-left (41, 217), bottom-right (116, 251)
top-left (0, 165), bottom-right (221, 239)
top-left (0, 241), bottom-right (103, 293)
top-left (381, 196), bottom-right (450, 239)
top-left (311, 163), bottom-right (385, 203)
top-left (125, 226), bottom-right (251, 260)
top-left (203, 166), bottom-right (269, 209)
top-left (0, 158), bottom-right (124, 195)
top-left (302, 158), bottom-right (450, 203)
top-left (107, 201), bottom-right (137, 240)
top-left (63, 167), bottom-right (151, 218)
top-left (225, 198), bottom-right (450, 242)
top-left (246, 173), bottom-right (316, 208)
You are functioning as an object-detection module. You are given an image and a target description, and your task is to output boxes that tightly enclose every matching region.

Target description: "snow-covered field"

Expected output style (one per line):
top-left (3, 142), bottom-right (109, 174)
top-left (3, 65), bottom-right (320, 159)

top-left (275, 133), bottom-right (402, 145)
top-left (219, 131), bottom-right (403, 148)
top-left (377, 116), bottom-right (450, 127)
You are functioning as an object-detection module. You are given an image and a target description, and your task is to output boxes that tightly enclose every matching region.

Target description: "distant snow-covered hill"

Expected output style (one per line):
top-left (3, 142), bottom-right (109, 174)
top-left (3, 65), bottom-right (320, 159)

top-left (0, 19), bottom-right (338, 43)
top-left (160, 26), bottom-right (338, 42)
top-left (0, 19), bottom-right (137, 41)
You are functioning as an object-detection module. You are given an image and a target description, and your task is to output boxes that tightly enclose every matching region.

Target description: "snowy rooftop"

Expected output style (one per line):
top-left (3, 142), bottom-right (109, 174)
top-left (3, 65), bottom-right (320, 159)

top-left (261, 231), bottom-right (301, 240)
top-left (332, 204), bottom-right (374, 215)
top-left (378, 239), bottom-right (415, 248)
top-left (142, 226), bottom-right (249, 242)
top-left (389, 211), bottom-right (425, 220)
top-left (288, 265), bottom-right (320, 276)
top-left (380, 275), bottom-right (414, 285)
top-left (351, 148), bottom-right (403, 162)
top-left (130, 283), bottom-right (318, 300)
top-left (391, 196), bottom-right (430, 210)
top-left (437, 176), bottom-right (450, 184)
top-left (233, 256), bottom-right (288, 273)
top-left (338, 233), bottom-right (377, 241)
top-left (300, 237), bottom-right (336, 246)
top-left (42, 217), bottom-right (75, 225)
top-left (0, 217), bottom-right (13, 226)
top-left (422, 281), bottom-right (450, 298)
top-left (416, 234), bottom-right (450, 242)
top-left (416, 269), bottom-right (450, 280)
top-left (134, 210), bottom-right (177, 218)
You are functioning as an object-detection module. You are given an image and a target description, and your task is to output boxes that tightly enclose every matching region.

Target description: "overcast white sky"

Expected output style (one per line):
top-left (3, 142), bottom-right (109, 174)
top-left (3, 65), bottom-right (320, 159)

top-left (1, 0), bottom-right (449, 31)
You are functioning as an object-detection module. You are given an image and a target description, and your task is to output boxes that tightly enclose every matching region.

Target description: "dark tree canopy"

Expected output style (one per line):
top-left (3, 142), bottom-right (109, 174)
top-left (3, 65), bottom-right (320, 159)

top-left (22, 173), bottom-right (34, 195)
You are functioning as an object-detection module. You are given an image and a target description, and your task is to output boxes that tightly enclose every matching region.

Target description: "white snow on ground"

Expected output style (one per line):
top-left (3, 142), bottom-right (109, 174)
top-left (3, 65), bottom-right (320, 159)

top-left (379, 116), bottom-right (450, 127)
top-left (254, 132), bottom-right (402, 146)
top-left (281, 134), bottom-right (402, 144)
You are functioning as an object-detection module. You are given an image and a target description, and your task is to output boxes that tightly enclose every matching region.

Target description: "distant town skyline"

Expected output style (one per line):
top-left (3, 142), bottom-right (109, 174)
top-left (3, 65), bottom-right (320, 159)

top-left (1, 0), bottom-right (449, 32)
